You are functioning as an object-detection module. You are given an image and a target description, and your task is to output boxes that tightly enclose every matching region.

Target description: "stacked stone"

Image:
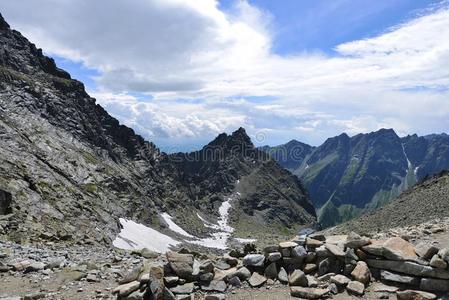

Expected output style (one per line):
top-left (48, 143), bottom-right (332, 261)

top-left (112, 232), bottom-right (449, 299)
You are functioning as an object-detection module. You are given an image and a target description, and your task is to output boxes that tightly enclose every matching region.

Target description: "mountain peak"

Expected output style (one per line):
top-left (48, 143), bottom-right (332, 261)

top-left (0, 13), bottom-right (10, 30)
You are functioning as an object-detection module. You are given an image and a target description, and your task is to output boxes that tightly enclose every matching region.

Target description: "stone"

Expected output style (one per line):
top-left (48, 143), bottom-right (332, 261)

top-left (112, 281), bottom-right (140, 297)
top-left (215, 260), bottom-right (231, 270)
top-left (140, 248), bottom-right (159, 259)
top-left (124, 290), bottom-right (145, 300)
top-left (267, 252), bottom-right (282, 262)
top-left (429, 254), bottom-right (447, 269)
top-left (346, 280), bottom-right (364, 296)
top-left (325, 244), bottom-right (345, 257)
top-left (290, 287), bottom-right (329, 299)
top-left (381, 270), bottom-right (420, 285)
top-left (242, 254), bottom-right (265, 267)
top-left (396, 290), bottom-right (436, 300)
top-left (24, 262), bottom-right (45, 273)
top-left (139, 273), bottom-right (150, 283)
top-left (86, 274), bottom-right (100, 282)
top-left (223, 254), bottom-right (238, 267)
top-left (304, 263), bottom-right (317, 274)
top-left (414, 243), bottom-right (439, 260)
top-left (164, 276), bottom-right (179, 287)
top-left (328, 283), bottom-right (338, 294)
top-left (315, 245), bottom-right (330, 258)
top-left (199, 260), bottom-right (215, 273)
top-left (228, 276), bottom-right (241, 287)
top-left (308, 233), bottom-right (325, 241)
top-left (306, 275), bottom-right (318, 288)
top-left (278, 267), bottom-right (288, 283)
top-left (170, 283), bottom-right (194, 294)
top-left (317, 273), bottom-right (336, 281)
top-left (279, 241), bottom-right (298, 248)
top-left (306, 252), bottom-right (316, 263)
top-left (288, 269), bottom-right (308, 287)
top-left (149, 266), bottom-right (164, 300)
top-left (291, 246), bottom-right (307, 259)
top-left (201, 280), bottom-right (227, 292)
top-left (344, 232), bottom-right (370, 249)
top-left (351, 261), bottom-right (371, 285)
top-left (199, 272), bottom-right (214, 282)
top-left (330, 274), bottom-right (350, 287)
top-left (438, 248), bottom-right (449, 263)
top-left (366, 259), bottom-right (449, 279)
top-left (249, 272), bottom-right (267, 287)
top-left (363, 237), bottom-right (418, 261)
top-left (420, 278), bottom-right (449, 292)
top-left (175, 295), bottom-right (192, 300)
top-left (263, 245), bottom-right (279, 254)
top-left (372, 283), bottom-right (399, 293)
top-left (120, 265), bottom-right (143, 284)
top-left (318, 258), bottom-right (330, 276)
top-left (305, 238), bottom-right (323, 248)
top-left (345, 248), bottom-right (359, 265)
top-left (233, 267), bottom-right (251, 281)
top-left (163, 288), bottom-right (176, 300)
top-left (264, 262), bottom-right (277, 279)
top-left (166, 251), bottom-right (194, 279)
top-left (12, 260), bottom-right (31, 271)
top-left (325, 235), bottom-right (348, 245)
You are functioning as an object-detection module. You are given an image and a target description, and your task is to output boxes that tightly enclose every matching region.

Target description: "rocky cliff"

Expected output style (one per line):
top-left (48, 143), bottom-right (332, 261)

top-left (0, 13), bottom-right (316, 246)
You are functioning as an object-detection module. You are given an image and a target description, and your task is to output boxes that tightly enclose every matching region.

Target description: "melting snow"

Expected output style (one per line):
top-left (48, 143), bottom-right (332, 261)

top-left (414, 166), bottom-right (420, 176)
top-left (235, 238), bottom-right (257, 244)
top-left (113, 218), bottom-right (180, 253)
top-left (161, 213), bottom-right (195, 238)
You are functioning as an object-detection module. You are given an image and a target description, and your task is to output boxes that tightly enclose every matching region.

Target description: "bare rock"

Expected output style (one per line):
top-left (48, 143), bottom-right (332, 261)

top-left (396, 290), bottom-right (436, 300)
top-left (290, 287), bottom-right (329, 299)
top-left (249, 272), bottom-right (266, 287)
top-left (346, 280), bottom-right (364, 296)
top-left (289, 269), bottom-right (308, 287)
top-left (351, 261), bottom-right (371, 285)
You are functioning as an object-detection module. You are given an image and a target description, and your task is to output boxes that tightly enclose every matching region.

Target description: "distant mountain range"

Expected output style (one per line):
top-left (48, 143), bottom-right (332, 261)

top-left (261, 129), bottom-right (449, 227)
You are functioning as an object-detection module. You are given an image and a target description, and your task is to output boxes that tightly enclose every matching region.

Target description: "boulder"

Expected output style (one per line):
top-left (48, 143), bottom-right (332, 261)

top-left (292, 246), bottom-right (307, 259)
top-left (325, 244), bottom-right (345, 257)
top-left (112, 281), bottom-right (140, 297)
top-left (214, 260), bottom-right (231, 270)
top-left (199, 260), bottom-right (215, 273)
top-left (24, 262), bottom-right (45, 273)
top-left (163, 288), bottom-right (176, 300)
top-left (267, 252), bottom-right (282, 262)
top-left (345, 232), bottom-right (370, 249)
top-left (166, 252), bottom-right (194, 279)
top-left (201, 280), bottom-right (227, 293)
top-left (351, 261), bottom-right (371, 285)
top-left (396, 290), bottom-right (436, 300)
top-left (263, 245), bottom-right (279, 254)
top-left (205, 294), bottom-right (225, 300)
top-left (164, 276), bottom-right (179, 287)
top-left (305, 238), bottom-right (323, 249)
top-left (279, 241), bottom-right (298, 248)
top-left (242, 254), bottom-right (265, 267)
top-left (290, 287), bottom-right (328, 299)
top-left (381, 270), bottom-right (420, 285)
top-left (330, 274), bottom-right (350, 287)
top-left (414, 243), bottom-right (439, 260)
top-left (372, 283), bottom-right (399, 293)
top-left (199, 273), bottom-right (214, 282)
top-left (346, 280), bottom-right (364, 296)
top-left (420, 278), bottom-right (449, 292)
top-left (363, 237), bottom-right (418, 261)
top-left (288, 269), bottom-right (308, 287)
top-left (437, 248), bottom-right (449, 263)
top-left (120, 265), bottom-right (143, 284)
top-left (304, 263), bottom-right (317, 274)
top-left (170, 283), bottom-right (194, 294)
top-left (228, 276), bottom-right (242, 287)
top-left (308, 233), bottom-right (325, 241)
top-left (278, 267), bottom-right (288, 283)
top-left (366, 259), bottom-right (449, 279)
top-left (249, 272), bottom-right (267, 287)
top-left (429, 254), bottom-right (447, 269)
top-left (233, 267), bottom-right (251, 281)
top-left (149, 266), bottom-right (164, 300)
top-left (222, 254), bottom-right (238, 267)
top-left (306, 275), bottom-right (318, 288)
top-left (214, 267), bottom-right (237, 281)
top-left (264, 262), bottom-right (277, 279)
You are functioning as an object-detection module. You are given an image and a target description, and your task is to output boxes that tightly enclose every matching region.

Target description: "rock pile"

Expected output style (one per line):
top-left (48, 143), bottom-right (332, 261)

top-left (111, 230), bottom-right (449, 299)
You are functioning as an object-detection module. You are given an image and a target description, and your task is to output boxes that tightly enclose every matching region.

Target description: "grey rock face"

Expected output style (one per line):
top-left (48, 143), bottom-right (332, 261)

top-left (242, 254), bottom-right (265, 267)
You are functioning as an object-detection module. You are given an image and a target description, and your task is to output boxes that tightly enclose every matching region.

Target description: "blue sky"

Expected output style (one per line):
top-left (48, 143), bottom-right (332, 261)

top-left (2, 0), bottom-right (449, 152)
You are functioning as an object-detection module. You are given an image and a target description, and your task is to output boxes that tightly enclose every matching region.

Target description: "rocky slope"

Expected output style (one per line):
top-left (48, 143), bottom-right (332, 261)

top-left (330, 170), bottom-right (449, 235)
top-left (0, 13), bottom-right (316, 247)
top-left (261, 129), bottom-right (449, 227)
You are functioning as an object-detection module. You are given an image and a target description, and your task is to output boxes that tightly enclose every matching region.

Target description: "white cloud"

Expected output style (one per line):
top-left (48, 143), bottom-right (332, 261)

top-left (1, 0), bottom-right (449, 147)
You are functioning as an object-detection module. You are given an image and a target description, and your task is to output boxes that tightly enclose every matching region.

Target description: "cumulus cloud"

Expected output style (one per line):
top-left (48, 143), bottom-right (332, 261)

top-left (1, 0), bottom-right (449, 147)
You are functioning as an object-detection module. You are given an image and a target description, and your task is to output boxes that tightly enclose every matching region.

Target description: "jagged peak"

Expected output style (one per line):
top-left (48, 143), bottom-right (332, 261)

top-left (0, 13), bottom-right (10, 30)
top-left (205, 127), bottom-right (254, 154)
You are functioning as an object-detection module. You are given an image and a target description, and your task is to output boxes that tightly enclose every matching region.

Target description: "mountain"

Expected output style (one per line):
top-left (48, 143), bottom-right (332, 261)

top-left (0, 13), bottom-right (316, 246)
top-left (332, 170), bottom-right (449, 235)
top-left (262, 129), bottom-right (449, 227)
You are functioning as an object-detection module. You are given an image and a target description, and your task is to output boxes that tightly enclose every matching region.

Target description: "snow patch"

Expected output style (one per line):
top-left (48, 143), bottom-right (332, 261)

top-left (161, 213), bottom-right (195, 238)
top-left (235, 238), bottom-right (257, 244)
top-left (414, 166), bottom-right (420, 176)
top-left (113, 218), bottom-right (180, 253)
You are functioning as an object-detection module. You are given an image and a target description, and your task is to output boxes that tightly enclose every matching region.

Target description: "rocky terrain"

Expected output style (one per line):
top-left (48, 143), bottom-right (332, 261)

top-left (0, 12), bottom-right (316, 249)
top-left (262, 130), bottom-right (449, 227)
